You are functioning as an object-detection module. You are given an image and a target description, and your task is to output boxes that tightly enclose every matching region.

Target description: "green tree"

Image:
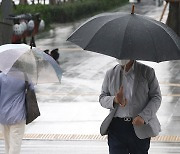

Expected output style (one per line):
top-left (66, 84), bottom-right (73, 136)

top-left (19, 0), bottom-right (28, 4)
top-left (49, 0), bottom-right (57, 5)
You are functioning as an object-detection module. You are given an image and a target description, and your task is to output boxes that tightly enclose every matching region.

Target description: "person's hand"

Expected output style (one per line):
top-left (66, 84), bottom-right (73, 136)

top-left (132, 116), bottom-right (145, 126)
top-left (114, 86), bottom-right (127, 107)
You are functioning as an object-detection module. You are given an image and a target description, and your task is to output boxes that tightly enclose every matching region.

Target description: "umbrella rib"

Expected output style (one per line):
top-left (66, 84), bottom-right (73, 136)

top-left (138, 16), bottom-right (159, 62)
top-left (68, 14), bottom-right (123, 49)
top-left (84, 15), bottom-right (128, 52)
top-left (119, 16), bottom-right (132, 59)
top-left (144, 16), bottom-right (175, 39)
top-left (140, 15), bottom-right (180, 58)
top-left (31, 48), bottom-right (39, 84)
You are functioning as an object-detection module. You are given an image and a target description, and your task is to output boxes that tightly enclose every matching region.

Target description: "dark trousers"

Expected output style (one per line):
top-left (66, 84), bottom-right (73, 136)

top-left (108, 118), bottom-right (150, 154)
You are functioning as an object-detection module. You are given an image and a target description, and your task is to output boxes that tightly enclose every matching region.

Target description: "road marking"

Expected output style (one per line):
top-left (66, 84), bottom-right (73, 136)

top-left (1, 133), bottom-right (180, 142)
top-left (36, 93), bottom-right (98, 96)
top-left (160, 82), bottom-right (180, 87)
top-left (36, 93), bottom-right (180, 97)
top-left (35, 82), bottom-right (180, 96)
top-left (163, 94), bottom-right (180, 97)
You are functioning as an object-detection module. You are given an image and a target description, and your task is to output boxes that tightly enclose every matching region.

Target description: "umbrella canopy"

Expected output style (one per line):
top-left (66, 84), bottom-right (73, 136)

top-left (67, 11), bottom-right (180, 62)
top-left (0, 44), bottom-right (62, 84)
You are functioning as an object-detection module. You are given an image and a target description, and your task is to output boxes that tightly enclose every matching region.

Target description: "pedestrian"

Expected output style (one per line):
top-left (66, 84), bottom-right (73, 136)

top-left (99, 60), bottom-right (161, 154)
top-left (50, 48), bottom-right (60, 64)
top-left (43, 49), bottom-right (50, 55)
top-left (0, 64), bottom-right (34, 154)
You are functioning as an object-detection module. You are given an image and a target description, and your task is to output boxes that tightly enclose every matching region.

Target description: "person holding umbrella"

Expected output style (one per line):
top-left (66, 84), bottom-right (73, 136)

top-left (0, 64), bottom-right (34, 154)
top-left (67, 5), bottom-right (180, 154)
top-left (99, 59), bottom-right (161, 154)
top-left (0, 43), bottom-right (63, 154)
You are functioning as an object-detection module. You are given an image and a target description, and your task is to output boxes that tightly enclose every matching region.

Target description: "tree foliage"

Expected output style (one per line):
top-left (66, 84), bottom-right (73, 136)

top-left (14, 0), bottom-right (128, 26)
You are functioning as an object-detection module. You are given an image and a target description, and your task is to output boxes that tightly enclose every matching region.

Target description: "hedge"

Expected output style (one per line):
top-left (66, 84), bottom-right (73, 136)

top-left (13, 0), bottom-right (128, 27)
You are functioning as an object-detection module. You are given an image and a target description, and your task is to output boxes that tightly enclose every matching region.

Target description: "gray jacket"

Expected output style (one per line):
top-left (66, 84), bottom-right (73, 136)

top-left (99, 61), bottom-right (161, 139)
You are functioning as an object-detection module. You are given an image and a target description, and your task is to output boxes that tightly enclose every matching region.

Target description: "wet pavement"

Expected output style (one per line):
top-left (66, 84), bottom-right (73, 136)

top-left (1, 0), bottom-right (180, 153)
top-left (1, 140), bottom-right (180, 154)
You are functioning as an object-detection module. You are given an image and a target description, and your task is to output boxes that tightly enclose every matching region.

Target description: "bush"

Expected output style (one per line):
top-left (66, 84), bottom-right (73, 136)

top-left (13, 0), bottom-right (128, 27)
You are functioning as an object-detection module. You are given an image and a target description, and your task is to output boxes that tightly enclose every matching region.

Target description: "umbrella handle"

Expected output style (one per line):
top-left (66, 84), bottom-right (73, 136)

top-left (30, 36), bottom-right (36, 49)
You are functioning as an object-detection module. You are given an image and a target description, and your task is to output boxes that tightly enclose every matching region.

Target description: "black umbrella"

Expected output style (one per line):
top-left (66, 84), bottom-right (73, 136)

top-left (67, 6), bottom-right (180, 62)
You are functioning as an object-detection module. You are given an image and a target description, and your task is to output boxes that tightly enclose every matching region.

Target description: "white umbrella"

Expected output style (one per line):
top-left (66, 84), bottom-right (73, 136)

top-left (0, 44), bottom-right (62, 84)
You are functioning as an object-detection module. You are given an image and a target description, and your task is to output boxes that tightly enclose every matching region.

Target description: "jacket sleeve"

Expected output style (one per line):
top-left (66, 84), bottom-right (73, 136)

top-left (138, 68), bottom-right (162, 124)
top-left (99, 70), bottom-right (115, 110)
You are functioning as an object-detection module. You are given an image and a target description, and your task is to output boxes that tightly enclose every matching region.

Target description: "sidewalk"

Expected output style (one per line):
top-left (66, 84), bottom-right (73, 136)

top-left (1, 1), bottom-right (176, 143)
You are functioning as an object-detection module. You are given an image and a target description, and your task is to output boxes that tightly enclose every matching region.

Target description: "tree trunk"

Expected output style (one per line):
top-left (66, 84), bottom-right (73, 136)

top-left (19, 0), bottom-right (28, 4)
top-left (49, 0), bottom-right (57, 5)
top-left (0, 0), bottom-right (13, 45)
top-left (166, 2), bottom-right (180, 36)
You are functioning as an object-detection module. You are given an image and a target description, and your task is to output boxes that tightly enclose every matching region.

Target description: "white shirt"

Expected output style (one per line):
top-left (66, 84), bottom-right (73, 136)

top-left (114, 64), bottom-right (135, 118)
